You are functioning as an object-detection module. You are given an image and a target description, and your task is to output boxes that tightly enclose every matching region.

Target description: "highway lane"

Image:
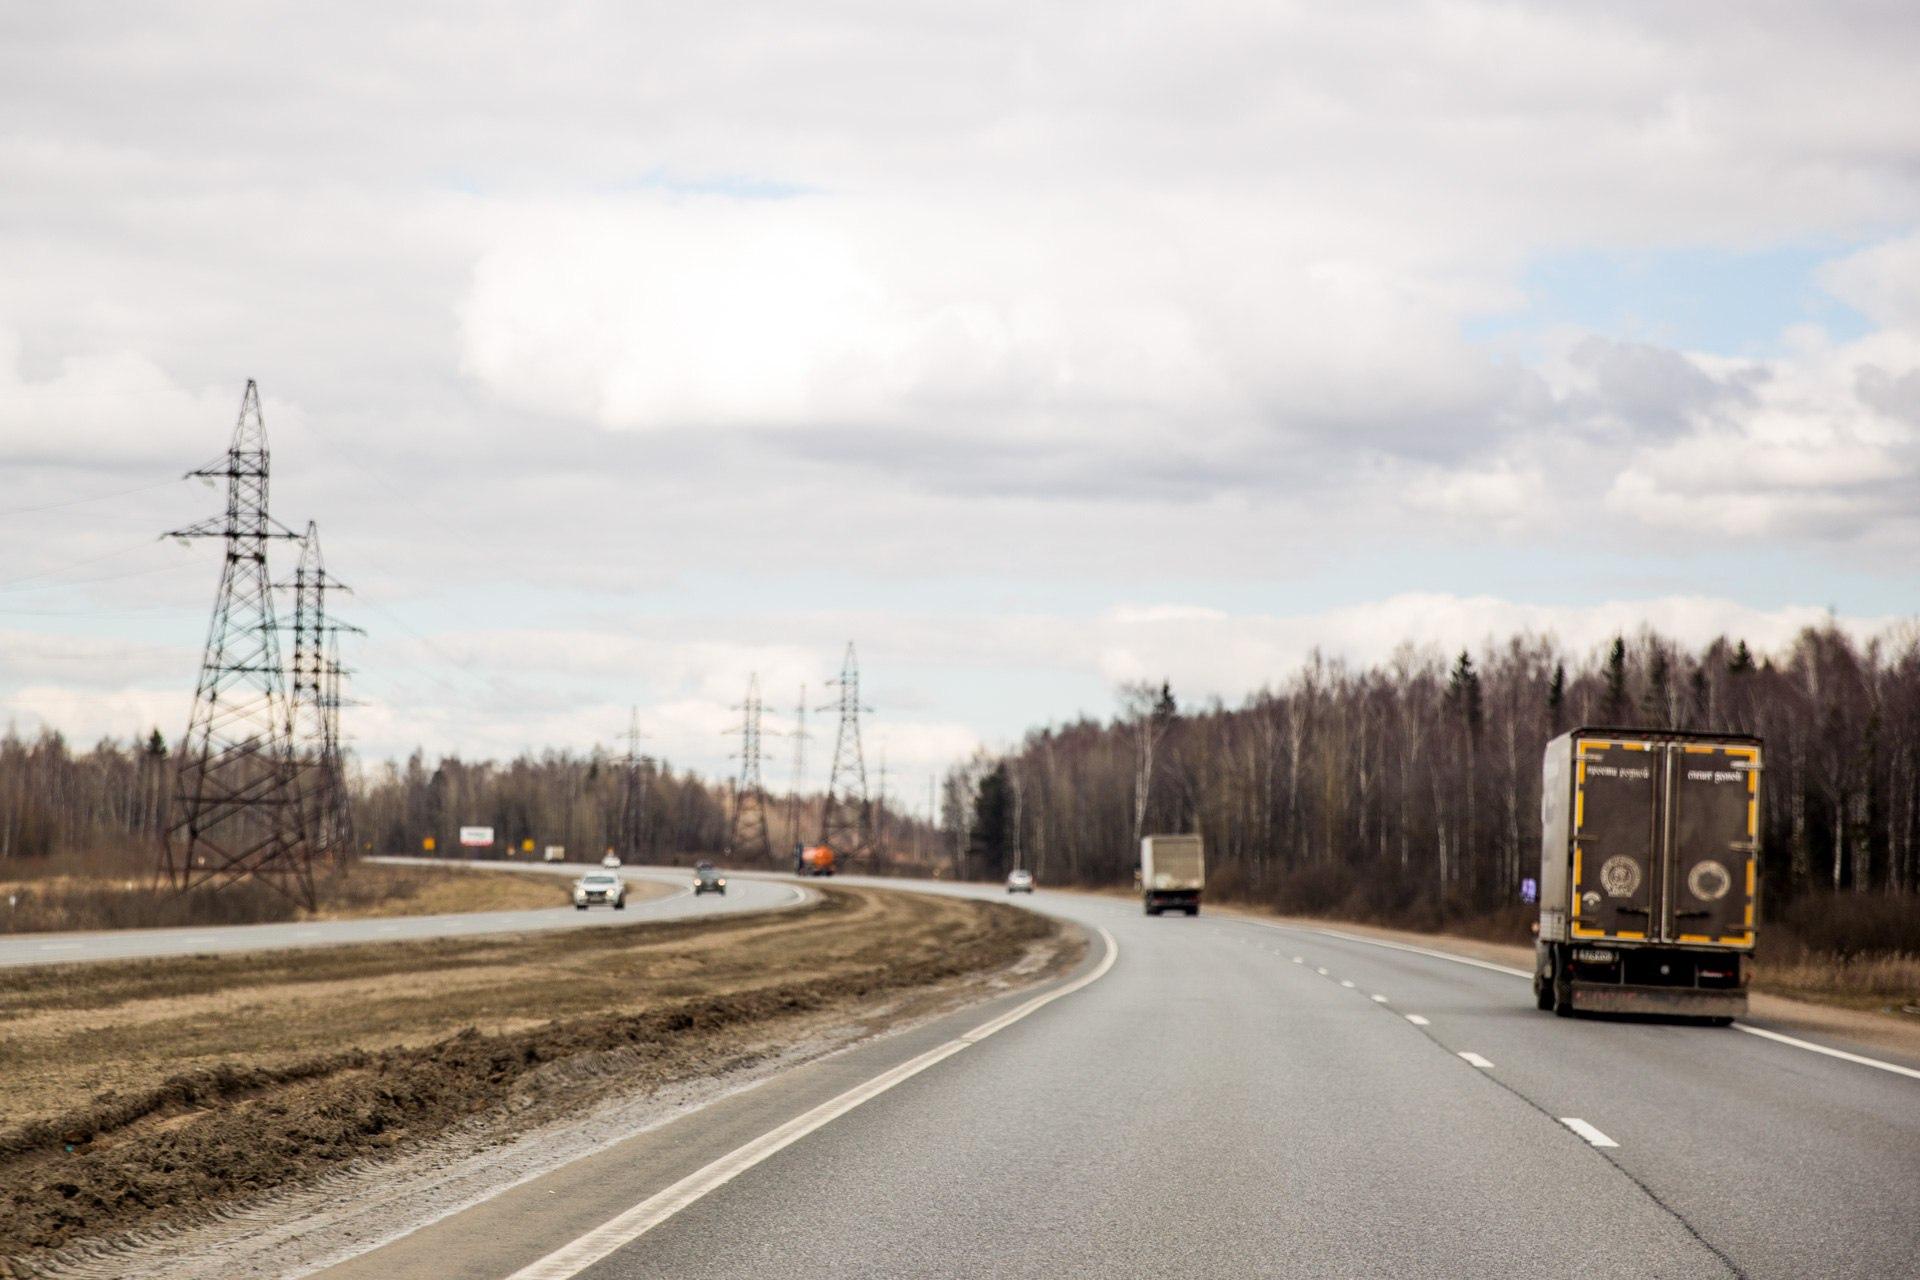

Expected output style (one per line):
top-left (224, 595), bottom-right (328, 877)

top-left (0, 862), bottom-right (806, 969)
top-left (1222, 915), bottom-right (1920, 1280)
top-left (314, 879), bottom-right (1919, 1280)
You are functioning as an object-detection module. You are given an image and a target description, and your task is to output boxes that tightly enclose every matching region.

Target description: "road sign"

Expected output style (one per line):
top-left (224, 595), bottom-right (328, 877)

top-left (1521, 876), bottom-right (1539, 904)
top-left (459, 826), bottom-right (494, 847)
top-left (422, 835), bottom-right (436, 852)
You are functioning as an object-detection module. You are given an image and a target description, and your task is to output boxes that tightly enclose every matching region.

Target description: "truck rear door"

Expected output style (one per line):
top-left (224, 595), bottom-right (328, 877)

top-left (1571, 737), bottom-right (1659, 940)
top-left (1663, 743), bottom-right (1760, 947)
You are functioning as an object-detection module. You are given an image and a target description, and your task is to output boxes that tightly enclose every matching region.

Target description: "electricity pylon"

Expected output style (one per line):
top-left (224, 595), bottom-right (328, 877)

top-left (317, 624), bottom-right (359, 862)
top-left (817, 642), bottom-right (871, 861)
top-left (727, 674), bottom-right (772, 861)
top-left (284, 521), bottom-right (360, 867)
top-left (785, 683), bottom-right (809, 857)
top-left (873, 747), bottom-right (889, 863)
top-left (617, 708), bottom-right (651, 862)
top-left (161, 380), bottom-right (316, 907)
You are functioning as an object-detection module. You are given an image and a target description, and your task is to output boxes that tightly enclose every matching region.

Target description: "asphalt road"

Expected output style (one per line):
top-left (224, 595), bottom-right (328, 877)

top-left (313, 875), bottom-right (1920, 1280)
top-left (0, 860), bottom-right (805, 968)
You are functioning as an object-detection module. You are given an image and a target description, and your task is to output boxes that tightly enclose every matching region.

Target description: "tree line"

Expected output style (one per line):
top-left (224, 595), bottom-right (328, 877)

top-left (0, 729), bottom-right (932, 872)
top-left (951, 624), bottom-right (1920, 927)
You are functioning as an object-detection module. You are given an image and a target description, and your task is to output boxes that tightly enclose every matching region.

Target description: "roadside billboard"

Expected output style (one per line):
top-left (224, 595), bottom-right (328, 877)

top-left (458, 826), bottom-right (494, 848)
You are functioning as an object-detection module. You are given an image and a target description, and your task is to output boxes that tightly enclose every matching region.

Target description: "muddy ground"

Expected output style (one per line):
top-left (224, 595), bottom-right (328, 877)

top-left (0, 886), bottom-right (1067, 1273)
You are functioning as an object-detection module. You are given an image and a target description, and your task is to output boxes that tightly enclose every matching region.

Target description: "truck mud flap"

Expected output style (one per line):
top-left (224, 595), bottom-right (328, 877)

top-left (1569, 983), bottom-right (1746, 1018)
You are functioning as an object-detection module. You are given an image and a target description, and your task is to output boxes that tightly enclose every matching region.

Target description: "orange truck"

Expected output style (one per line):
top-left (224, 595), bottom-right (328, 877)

top-left (795, 844), bottom-right (837, 877)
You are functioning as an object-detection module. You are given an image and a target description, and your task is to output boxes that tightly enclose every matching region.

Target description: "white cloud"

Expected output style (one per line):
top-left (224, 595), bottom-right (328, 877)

top-left (4, 3), bottom-right (1920, 775)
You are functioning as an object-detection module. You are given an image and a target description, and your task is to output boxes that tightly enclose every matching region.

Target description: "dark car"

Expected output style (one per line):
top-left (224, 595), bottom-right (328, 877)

top-left (693, 861), bottom-right (728, 895)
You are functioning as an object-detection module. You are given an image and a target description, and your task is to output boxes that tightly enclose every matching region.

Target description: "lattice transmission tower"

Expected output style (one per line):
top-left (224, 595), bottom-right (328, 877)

top-left (284, 522), bottom-right (360, 867)
top-left (161, 380), bottom-right (316, 907)
top-left (727, 674), bottom-right (772, 861)
top-left (817, 642), bottom-right (871, 859)
top-left (319, 624), bottom-right (358, 859)
top-left (616, 708), bottom-right (651, 862)
top-left (785, 683), bottom-right (809, 858)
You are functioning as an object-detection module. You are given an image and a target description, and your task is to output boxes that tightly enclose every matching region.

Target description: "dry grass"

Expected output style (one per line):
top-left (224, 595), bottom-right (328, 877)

top-left (1754, 951), bottom-right (1920, 1011)
top-left (0, 863), bottom-right (589, 934)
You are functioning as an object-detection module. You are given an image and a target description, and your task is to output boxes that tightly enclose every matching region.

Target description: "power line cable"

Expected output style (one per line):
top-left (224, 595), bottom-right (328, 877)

top-left (0, 474), bottom-right (185, 520)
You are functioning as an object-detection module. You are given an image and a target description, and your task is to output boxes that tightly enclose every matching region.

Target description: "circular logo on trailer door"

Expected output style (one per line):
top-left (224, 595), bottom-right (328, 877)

top-left (1688, 860), bottom-right (1732, 902)
top-left (1599, 855), bottom-right (1642, 898)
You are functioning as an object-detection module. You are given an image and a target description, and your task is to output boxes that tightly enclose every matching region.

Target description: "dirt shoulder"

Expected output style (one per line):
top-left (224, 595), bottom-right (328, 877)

top-left (0, 885), bottom-right (1068, 1272)
top-left (1202, 902), bottom-right (1920, 1060)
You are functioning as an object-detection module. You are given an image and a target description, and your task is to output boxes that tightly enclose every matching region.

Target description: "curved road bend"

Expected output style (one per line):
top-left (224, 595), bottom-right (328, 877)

top-left (312, 878), bottom-right (1918, 1280)
top-left (0, 861), bottom-right (805, 969)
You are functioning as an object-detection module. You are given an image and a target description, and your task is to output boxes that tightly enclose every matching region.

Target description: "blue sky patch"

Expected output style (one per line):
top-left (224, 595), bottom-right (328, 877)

top-left (1468, 243), bottom-right (1874, 356)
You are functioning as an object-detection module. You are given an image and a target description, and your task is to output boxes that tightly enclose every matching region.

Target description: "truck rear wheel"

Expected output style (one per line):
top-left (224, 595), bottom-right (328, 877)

top-left (1144, 904), bottom-right (1159, 916)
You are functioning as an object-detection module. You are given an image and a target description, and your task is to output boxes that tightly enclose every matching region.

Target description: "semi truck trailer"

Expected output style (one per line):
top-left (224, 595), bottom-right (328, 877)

top-left (1140, 834), bottom-right (1204, 916)
top-left (1535, 727), bottom-right (1762, 1021)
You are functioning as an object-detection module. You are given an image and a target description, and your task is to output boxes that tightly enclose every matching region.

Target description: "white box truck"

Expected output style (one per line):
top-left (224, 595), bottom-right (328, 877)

top-left (1140, 834), bottom-right (1204, 916)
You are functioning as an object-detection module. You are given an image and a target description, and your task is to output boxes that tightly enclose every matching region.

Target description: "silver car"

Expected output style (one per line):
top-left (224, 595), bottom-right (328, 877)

top-left (574, 871), bottom-right (627, 910)
top-left (1006, 869), bottom-right (1035, 894)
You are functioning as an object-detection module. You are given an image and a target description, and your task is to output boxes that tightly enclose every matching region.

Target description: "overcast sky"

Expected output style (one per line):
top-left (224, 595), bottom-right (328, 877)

top-left (4, 2), bottom-right (1920, 802)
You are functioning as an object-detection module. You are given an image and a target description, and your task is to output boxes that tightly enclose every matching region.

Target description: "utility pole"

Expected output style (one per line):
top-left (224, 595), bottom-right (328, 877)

top-left (785, 684), bottom-right (809, 861)
top-left (160, 380), bottom-right (316, 908)
top-left (818, 642), bottom-right (871, 863)
top-left (727, 674), bottom-right (772, 861)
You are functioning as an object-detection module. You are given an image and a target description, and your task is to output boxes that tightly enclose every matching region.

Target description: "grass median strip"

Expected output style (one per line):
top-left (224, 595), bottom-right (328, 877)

top-left (0, 886), bottom-right (1066, 1268)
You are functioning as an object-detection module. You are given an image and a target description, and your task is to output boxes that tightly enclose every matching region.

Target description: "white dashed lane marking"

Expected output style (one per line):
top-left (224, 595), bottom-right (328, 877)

top-left (1458, 1052), bottom-right (1495, 1069)
top-left (1560, 1118), bottom-right (1619, 1148)
top-left (1371, 994), bottom-right (1389, 1003)
top-left (1406, 1015), bottom-right (1430, 1026)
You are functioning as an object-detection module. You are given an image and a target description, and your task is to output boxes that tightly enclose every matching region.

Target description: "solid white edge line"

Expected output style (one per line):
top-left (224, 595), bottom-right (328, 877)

top-left (1560, 1117), bottom-right (1619, 1148)
top-left (1735, 1024), bottom-right (1920, 1081)
top-left (1458, 1051), bottom-right (1495, 1069)
top-left (502, 924), bottom-right (1121, 1280)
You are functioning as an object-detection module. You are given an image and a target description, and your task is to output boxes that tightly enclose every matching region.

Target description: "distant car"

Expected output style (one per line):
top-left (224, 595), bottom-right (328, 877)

top-left (1006, 869), bottom-right (1034, 894)
top-left (693, 862), bottom-right (728, 895)
top-left (601, 851), bottom-right (622, 868)
top-left (574, 872), bottom-right (627, 910)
